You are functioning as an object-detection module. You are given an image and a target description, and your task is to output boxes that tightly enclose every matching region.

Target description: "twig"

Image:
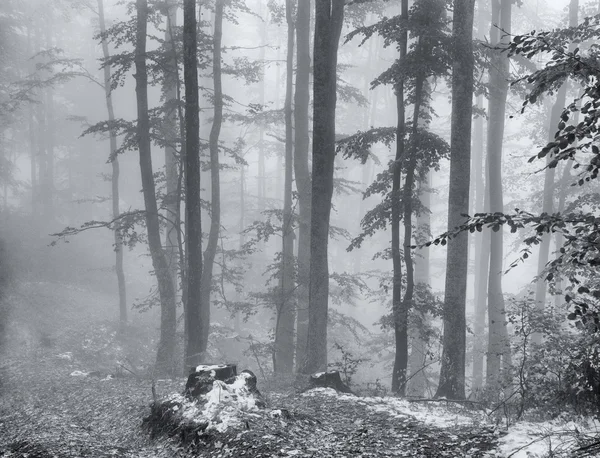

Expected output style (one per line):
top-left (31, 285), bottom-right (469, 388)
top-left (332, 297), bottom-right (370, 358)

top-left (118, 363), bottom-right (138, 378)
top-left (407, 398), bottom-right (486, 406)
top-left (247, 335), bottom-right (268, 382)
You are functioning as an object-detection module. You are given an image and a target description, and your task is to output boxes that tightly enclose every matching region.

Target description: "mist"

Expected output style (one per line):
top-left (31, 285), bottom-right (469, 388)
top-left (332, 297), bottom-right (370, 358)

top-left (1, 0), bottom-right (600, 456)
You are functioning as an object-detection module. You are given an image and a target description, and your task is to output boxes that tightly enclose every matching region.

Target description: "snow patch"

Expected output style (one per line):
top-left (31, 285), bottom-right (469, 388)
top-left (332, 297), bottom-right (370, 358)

top-left (195, 364), bottom-right (228, 373)
top-left (69, 370), bottom-right (88, 377)
top-left (303, 388), bottom-right (482, 428)
top-left (496, 418), bottom-right (600, 457)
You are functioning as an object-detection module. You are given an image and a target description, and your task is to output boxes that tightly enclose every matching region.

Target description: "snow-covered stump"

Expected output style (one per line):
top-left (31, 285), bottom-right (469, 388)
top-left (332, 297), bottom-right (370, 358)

top-left (309, 370), bottom-right (353, 394)
top-left (143, 366), bottom-right (265, 444)
top-left (185, 363), bottom-right (238, 398)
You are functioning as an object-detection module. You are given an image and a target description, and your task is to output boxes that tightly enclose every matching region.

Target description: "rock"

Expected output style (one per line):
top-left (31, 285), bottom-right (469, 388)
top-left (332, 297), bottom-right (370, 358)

top-left (309, 370), bottom-right (353, 394)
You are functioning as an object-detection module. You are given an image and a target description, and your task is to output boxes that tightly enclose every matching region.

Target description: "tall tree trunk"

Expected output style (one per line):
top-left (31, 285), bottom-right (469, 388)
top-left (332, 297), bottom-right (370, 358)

top-left (34, 21), bottom-right (46, 224)
top-left (391, 0), bottom-right (408, 394)
top-left (293, 0), bottom-right (311, 371)
top-left (199, 0), bottom-right (224, 360)
top-left (396, 72), bottom-right (425, 396)
top-left (485, 0), bottom-right (512, 388)
top-left (27, 26), bottom-right (37, 217)
top-left (471, 94), bottom-right (488, 391)
top-left (407, 172), bottom-right (431, 397)
top-left (98, 0), bottom-right (127, 327)
top-left (43, 18), bottom-right (54, 221)
top-left (163, 0), bottom-right (180, 295)
top-left (354, 36), bottom-right (379, 276)
top-left (471, 0), bottom-right (489, 392)
top-left (183, 0), bottom-right (204, 369)
top-left (436, 0), bottom-right (475, 400)
top-left (257, 3), bottom-right (267, 213)
top-left (135, 0), bottom-right (177, 376)
top-left (302, 0), bottom-right (344, 374)
top-left (533, 0), bottom-right (578, 340)
top-left (274, 0), bottom-right (296, 374)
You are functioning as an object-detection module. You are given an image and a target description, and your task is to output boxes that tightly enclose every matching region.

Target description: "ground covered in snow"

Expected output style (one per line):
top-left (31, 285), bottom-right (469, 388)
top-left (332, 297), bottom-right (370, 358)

top-left (1, 282), bottom-right (600, 457)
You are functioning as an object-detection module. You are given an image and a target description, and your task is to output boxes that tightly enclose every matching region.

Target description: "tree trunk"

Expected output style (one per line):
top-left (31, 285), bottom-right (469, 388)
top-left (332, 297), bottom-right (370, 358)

top-left (199, 0), bottom-right (224, 360)
top-left (163, 0), bottom-right (180, 295)
top-left (302, 0), bottom-right (344, 374)
top-left (485, 0), bottom-right (512, 388)
top-left (533, 0), bottom-right (578, 340)
top-left (471, 0), bottom-right (489, 392)
top-left (293, 0), bottom-right (311, 371)
top-left (257, 3), bottom-right (267, 213)
top-left (436, 0), bottom-right (475, 400)
top-left (34, 22), bottom-right (46, 223)
top-left (98, 0), bottom-right (127, 327)
top-left (471, 94), bottom-right (488, 391)
top-left (27, 26), bottom-right (38, 217)
top-left (407, 172), bottom-right (431, 398)
top-left (135, 0), bottom-right (177, 376)
top-left (43, 19), bottom-right (54, 221)
top-left (183, 0), bottom-right (204, 369)
top-left (391, 0), bottom-right (408, 395)
top-left (397, 72), bottom-right (425, 396)
top-left (274, 0), bottom-right (296, 374)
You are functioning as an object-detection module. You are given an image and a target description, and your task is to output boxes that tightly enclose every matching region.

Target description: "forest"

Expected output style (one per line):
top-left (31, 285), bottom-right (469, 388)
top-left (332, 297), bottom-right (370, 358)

top-left (1, 0), bottom-right (600, 456)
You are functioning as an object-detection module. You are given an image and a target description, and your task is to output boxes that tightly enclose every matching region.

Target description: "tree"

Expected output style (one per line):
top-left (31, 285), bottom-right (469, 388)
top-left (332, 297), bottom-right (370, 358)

top-left (294, 0), bottom-right (311, 373)
top-left (471, 0), bottom-right (489, 392)
top-left (407, 172), bottom-right (431, 397)
top-left (183, 0), bottom-right (204, 369)
top-left (396, 0), bottom-right (447, 396)
top-left (302, 0), bottom-right (345, 374)
top-left (343, 0), bottom-right (451, 393)
top-left (97, 0), bottom-right (127, 328)
top-left (533, 0), bottom-right (579, 343)
top-left (436, 0), bottom-right (476, 400)
top-left (391, 0), bottom-right (409, 395)
top-left (274, 0), bottom-right (296, 374)
top-left (162, 0), bottom-right (180, 298)
top-left (485, 0), bottom-right (512, 389)
top-left (134, 0), bottom-right (177, 376)
top-left (198, 0), bottom-right (225, 362)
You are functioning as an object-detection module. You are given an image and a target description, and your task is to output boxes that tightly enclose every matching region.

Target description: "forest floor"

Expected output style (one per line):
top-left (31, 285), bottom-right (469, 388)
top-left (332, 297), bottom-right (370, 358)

top-left (0, 282), bottom-right (598, 457)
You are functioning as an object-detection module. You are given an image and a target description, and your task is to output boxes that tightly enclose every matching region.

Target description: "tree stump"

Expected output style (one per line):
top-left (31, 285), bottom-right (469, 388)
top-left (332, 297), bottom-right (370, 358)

top-left (309, 370), bottom-right (353, 394)
top-left (185, 364), bottom-right (237, 398)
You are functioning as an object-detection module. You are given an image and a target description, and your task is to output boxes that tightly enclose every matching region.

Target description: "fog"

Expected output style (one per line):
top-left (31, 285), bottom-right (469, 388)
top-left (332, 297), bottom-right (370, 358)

top-left (0, 0), bottom-right (589, 396)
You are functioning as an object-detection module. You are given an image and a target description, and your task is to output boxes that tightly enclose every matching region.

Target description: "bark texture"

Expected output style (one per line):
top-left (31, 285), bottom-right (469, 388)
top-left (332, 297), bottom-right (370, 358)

top-left (183, 0), bottom-right (204, 369)
top-left (436, 0), bottom-right (475, 400)
top-left (302, 0), bottom-right (344, 374)
top-left (294, 0), bottom-right (311, 373)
